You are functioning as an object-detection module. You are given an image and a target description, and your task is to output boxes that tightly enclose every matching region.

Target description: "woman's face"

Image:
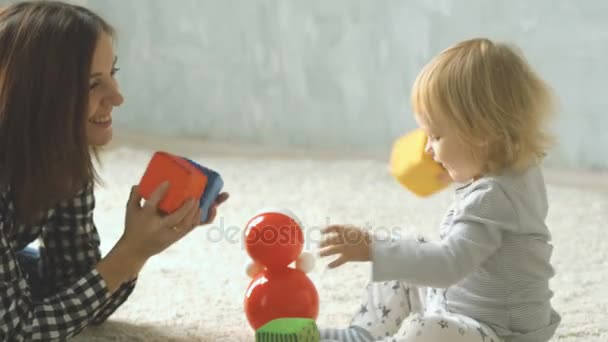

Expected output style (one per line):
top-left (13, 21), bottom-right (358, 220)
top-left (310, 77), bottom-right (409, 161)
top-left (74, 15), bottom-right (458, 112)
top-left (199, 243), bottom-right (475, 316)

top-left (86, 32), bottom-right (123, 146)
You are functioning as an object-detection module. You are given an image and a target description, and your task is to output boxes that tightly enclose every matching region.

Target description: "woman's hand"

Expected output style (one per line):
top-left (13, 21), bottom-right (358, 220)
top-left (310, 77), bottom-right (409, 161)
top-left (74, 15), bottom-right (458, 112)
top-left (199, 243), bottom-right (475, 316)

top-left (318, 225), bottom-right (372, 269)
top-left (121, 181), bottom-right (200, 261)
top-left (97, 182), bottom-right (211, 293)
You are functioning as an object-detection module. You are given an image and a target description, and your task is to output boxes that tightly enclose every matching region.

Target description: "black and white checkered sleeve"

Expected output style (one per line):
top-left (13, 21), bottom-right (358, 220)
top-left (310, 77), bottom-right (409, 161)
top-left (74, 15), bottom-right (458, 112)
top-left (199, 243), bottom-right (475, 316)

top-left (91, 277), bottom-right (137, 325)
top-left (39, 183), bottom-right (102, 293)
top-left (0, 226), bottom-right (111, 341)
top-left (40, 183), bottom-right (137, 324)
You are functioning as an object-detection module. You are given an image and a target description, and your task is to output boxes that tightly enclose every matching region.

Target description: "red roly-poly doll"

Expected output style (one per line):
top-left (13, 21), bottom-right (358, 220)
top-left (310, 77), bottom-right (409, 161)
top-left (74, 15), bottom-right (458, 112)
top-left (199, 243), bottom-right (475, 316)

top-left (243, 208), bottom-right (319, 330)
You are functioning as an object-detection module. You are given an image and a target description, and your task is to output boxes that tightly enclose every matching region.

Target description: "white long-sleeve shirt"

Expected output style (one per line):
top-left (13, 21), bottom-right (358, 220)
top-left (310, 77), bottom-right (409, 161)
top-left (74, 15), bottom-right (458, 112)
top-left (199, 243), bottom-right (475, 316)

top-left (372, 164), bottom-right (560, 342)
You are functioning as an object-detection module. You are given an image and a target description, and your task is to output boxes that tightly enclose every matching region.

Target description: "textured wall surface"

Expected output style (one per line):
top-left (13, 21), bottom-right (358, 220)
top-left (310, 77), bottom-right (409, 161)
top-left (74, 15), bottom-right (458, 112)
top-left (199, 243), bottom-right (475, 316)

top-left (3, 0), bottom-right (607, 169)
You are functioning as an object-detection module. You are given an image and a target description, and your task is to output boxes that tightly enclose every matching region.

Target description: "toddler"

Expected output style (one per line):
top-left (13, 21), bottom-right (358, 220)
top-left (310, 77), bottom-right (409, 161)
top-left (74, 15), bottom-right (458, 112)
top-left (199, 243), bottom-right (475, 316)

top-left (318, 38), bottom-right (561, 342)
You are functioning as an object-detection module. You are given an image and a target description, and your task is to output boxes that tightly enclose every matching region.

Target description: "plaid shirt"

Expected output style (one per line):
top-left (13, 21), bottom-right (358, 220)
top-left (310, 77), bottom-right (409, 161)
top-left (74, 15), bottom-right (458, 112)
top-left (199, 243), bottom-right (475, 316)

top-left (0, 183), bottom-right (136, 341)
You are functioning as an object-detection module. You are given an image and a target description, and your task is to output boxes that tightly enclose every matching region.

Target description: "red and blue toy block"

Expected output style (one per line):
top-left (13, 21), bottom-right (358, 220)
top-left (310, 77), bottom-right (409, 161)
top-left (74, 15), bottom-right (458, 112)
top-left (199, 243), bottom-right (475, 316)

top-left (137, 151), bottom-right (223, 222)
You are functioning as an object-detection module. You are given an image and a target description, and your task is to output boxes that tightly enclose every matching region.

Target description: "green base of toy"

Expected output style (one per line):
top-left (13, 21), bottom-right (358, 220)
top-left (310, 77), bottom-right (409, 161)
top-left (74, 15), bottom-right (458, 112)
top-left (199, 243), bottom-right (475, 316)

top-left (256, 318), bottom-right (320, 342)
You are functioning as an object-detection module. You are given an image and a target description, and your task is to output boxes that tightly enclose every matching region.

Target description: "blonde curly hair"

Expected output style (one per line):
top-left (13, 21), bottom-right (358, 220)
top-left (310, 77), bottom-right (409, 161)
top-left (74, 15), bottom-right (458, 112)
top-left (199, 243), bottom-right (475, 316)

top-left (411, 38), bottom-right (556, 173)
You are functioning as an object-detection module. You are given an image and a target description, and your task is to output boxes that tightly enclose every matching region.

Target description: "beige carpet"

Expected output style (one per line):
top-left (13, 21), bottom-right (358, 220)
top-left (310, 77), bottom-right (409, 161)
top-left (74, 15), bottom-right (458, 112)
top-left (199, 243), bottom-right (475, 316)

top-left (72, 136), bottom-right (608, 342)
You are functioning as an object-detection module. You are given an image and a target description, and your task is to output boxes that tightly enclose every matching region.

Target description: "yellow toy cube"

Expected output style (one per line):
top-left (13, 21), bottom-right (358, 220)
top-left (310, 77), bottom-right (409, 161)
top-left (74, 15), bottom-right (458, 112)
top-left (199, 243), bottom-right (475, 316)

top-left (389, 129), bottom-right (449, 197)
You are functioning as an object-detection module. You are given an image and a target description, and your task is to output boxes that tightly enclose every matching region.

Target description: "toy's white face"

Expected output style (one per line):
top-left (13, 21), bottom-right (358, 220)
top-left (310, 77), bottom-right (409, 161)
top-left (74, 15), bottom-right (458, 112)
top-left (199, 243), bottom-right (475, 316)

top-left (86, 32), bottom-right (124, 147)
top-left (415, 114), bottom-right (483, 183)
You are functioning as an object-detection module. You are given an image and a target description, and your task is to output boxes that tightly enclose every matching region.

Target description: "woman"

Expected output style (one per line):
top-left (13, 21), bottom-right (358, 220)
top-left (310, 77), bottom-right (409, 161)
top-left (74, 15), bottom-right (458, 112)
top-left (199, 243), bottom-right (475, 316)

top-left (0, 1), bottom-right (228, 340)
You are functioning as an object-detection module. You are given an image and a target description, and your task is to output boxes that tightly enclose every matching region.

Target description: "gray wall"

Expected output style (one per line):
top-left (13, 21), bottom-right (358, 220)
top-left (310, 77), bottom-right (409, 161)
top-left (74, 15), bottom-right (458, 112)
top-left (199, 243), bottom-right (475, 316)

top-left (4, 1), bottom-right (608, 170)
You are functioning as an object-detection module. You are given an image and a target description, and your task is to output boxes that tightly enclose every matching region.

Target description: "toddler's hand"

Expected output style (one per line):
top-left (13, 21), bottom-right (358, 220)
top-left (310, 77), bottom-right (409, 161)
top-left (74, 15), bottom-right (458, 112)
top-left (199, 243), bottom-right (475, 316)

top-left (318, 225), bottom-right (372, 269)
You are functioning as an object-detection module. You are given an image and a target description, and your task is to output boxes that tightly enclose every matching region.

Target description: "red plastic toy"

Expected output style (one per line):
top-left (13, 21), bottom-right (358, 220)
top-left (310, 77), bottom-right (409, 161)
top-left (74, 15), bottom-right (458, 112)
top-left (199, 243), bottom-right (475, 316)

top-left (245, 211), bottom-right (304, 270)
top-left (137, 151), bottom-right (208, 214)
top-left (243, 209), bottom-right (319, 330)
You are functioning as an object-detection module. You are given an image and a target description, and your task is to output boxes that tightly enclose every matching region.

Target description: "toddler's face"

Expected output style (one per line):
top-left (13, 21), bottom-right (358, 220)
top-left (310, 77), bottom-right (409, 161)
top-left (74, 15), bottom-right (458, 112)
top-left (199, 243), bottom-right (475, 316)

top-left (415, 114), bottom-right (483, 183)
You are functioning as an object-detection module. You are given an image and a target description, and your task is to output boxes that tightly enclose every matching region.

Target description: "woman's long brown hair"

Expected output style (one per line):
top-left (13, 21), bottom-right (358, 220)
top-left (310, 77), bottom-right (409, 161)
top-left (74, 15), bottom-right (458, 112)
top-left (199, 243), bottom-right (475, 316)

top-left (0, 1), bottom-right (115, 223)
